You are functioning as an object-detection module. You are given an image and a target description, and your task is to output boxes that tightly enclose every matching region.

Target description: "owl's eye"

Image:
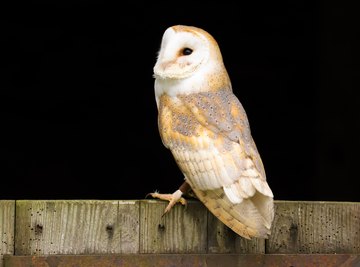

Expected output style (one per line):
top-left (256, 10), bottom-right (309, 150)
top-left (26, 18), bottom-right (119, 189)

top-left (182, 48), bottom-right (193, 56)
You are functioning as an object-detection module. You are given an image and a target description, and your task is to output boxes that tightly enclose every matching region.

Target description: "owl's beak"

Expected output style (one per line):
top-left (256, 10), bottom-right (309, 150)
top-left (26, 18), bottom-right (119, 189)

top-left (153, 65), bottom-right (163, 79)
top-left (153, 62), bottom-right (167, 79)
top-left (154, 59), bottom-right (178, 79)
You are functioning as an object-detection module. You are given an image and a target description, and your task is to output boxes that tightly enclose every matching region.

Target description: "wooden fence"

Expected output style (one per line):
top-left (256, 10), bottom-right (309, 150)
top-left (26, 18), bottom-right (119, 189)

top-left (0, 200), bottom-right (359, 266)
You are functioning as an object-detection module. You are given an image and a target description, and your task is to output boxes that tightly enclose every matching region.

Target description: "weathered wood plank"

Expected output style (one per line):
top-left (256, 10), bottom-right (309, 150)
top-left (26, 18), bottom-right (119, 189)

top-left (117, 200), bottom-right (140, 253)
top-left (139, 199), bottom-right (207, 253)
top-left (207, 212), bottom-right (265, 254)
top-left (4, 254), bottom-right (360, 267)
top-left (0, 201), bottom-right (15, 267)
top-left (15, 200), bottom-right (139, 255)
top-left (267, 201), bottom-right (360, 254)
top-left (8, 199), bottom-right (360, 256)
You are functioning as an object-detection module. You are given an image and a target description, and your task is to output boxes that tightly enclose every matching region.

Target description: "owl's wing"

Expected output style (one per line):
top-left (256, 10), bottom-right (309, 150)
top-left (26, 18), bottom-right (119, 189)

top-left (178, 89), bottom-right (272, 196)
top-left (175, 89), bottom-right (274, 238)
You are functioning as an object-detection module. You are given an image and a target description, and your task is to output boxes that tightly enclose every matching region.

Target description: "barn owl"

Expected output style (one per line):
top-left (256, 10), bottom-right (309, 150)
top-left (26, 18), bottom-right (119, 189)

top-left (150, 25), bottom-right (274, 239)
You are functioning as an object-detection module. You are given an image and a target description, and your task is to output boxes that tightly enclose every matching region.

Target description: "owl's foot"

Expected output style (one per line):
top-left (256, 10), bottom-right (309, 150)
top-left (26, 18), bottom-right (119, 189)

top-left (147, 190), bottom-right (187, 216)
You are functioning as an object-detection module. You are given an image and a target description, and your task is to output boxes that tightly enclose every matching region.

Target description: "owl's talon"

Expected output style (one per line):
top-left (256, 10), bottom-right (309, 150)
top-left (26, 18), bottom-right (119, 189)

top-left (148, 190), bottom-right (186, 216)
top-left (145, 192), bottom-right (156, 199)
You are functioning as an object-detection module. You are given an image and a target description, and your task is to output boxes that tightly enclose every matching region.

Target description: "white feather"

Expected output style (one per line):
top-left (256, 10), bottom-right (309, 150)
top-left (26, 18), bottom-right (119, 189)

top-left (239, 178), bottom-right (256, 197)
top-left (242, 168), bottom-right (259, 177)
top-left (224, 185), bottom-right (243, 203)
top-left (251, 179), bottom-right (274, 198)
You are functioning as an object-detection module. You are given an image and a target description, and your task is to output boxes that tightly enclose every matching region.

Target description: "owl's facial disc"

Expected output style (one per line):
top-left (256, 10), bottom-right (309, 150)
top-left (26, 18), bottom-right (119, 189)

top-left (154, 27), bottom-right (210, 80)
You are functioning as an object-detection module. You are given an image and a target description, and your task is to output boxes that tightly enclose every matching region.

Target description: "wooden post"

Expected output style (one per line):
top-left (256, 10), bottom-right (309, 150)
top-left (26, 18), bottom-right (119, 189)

top-left (267, 201), bottom-right (360, 253)
top-left (15, 200), bottom-right (139, 255)
top-left (0, 201), bottom-right (15, 267)
top-left (139, 199), bottom-right (207, 253)
top-left (0, 199), bottom-right (357, 265)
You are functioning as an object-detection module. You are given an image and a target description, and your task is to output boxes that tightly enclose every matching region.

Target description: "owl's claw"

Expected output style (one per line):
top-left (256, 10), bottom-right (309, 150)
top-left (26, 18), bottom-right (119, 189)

top-left (147, 190), bottom-right (187, 216)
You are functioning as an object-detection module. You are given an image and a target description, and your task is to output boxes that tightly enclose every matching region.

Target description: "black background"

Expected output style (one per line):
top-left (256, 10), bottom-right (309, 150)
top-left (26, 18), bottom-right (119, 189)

top-left (1, 1), bottom-right (359, 201)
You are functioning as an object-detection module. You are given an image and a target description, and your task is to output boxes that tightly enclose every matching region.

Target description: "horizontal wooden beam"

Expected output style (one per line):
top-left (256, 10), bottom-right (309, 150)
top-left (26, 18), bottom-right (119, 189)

top-left (0, 199), bottom-right (359, 267)
top-left (13, 200), bottom-right (360, 255)
top-left (4, 254), bottom-right (360, 267)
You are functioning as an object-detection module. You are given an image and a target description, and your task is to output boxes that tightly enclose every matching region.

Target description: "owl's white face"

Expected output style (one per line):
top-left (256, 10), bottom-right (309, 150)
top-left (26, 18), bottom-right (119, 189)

top-left (153, 27), bottom-right (210, 80)
top-left (154, 25), bottom-right (230, 105)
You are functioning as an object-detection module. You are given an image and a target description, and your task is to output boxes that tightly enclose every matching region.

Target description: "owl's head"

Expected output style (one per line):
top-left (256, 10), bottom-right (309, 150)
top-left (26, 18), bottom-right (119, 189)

top-left (153, 25), bottom-right (224, 80)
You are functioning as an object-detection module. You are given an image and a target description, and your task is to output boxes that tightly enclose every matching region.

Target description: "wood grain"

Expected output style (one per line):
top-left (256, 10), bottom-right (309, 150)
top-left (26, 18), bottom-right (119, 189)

top-left (3, 200), bottom-right (360, 256)
top-left (139, 199), bottom-right (207, 253)
top-left (0, 201), bottom-right (15, 267)
top-left (15, 200), bottom-right (139, 255)
top-left (266, 201), bottom-right (360, 253)
top-left (117, 200), bottom-right (140, 253)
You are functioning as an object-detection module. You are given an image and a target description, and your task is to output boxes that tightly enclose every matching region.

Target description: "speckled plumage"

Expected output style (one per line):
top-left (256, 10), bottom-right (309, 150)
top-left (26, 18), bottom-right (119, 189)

top-left (153, 25), bottom-right (274, 239)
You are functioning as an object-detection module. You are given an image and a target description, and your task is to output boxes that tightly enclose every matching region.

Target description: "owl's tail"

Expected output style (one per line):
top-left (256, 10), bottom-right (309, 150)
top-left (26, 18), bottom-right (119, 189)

top-left (192, 187), bottom-right (274, 239)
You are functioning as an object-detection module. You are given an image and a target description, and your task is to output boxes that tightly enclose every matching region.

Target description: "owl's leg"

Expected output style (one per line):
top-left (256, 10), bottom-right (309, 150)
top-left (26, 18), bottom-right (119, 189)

top-left (147, 181), bottom-right (191, 216)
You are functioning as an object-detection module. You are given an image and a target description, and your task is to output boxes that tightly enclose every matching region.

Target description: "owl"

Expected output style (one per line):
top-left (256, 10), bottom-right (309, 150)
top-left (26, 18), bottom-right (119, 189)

top-left (150, 25), bottom-right (274, 239)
